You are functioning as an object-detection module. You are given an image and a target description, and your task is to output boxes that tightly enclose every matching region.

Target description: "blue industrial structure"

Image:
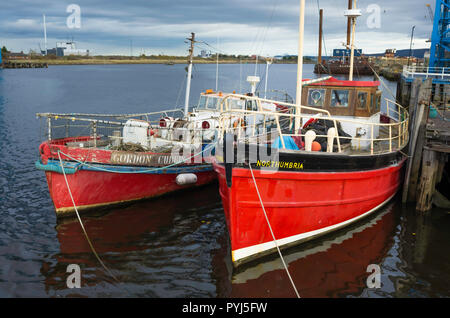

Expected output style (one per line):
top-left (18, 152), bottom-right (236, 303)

top-left (401, 0), bottom-right (450, 84)
top-left (429, 0), bottom-right (450, 68)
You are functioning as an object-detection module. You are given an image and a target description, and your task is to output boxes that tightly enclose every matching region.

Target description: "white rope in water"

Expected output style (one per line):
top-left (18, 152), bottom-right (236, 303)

top-left (248, 164), bottom-right (300, 298)
top-left (57, 151), bottom-right (121, 284)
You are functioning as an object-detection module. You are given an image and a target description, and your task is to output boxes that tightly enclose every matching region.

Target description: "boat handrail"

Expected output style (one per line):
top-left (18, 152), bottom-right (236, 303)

top-left (219, 93), bottom-right (343, 152)
top-left (36, 108), bottom-right (185, 120)
top-left (36, 110), bottom-right (221, 144)
top-left (217, 95), bottom-right (409, 155)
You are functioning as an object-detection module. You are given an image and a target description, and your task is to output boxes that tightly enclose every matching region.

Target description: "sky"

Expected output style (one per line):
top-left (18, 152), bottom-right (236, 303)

top-left (0, 0), bottom-right (435, 57)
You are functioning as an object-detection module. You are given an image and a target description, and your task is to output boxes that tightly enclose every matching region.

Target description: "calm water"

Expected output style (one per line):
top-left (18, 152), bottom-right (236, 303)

top-left (0, 63), bottom-right (449, 298)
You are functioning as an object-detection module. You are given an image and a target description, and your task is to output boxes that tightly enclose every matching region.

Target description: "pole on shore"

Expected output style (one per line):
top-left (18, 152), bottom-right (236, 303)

top-left (43, 14), bottom-right (47, 55)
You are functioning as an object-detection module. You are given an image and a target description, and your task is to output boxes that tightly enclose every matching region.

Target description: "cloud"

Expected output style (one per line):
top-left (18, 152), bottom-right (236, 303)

top-left (0, 0), bottom-right (433, 56)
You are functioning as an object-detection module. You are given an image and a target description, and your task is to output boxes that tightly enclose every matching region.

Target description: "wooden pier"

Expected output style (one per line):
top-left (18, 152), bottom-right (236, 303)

top-left (400, 69), bottom-right (450, 212)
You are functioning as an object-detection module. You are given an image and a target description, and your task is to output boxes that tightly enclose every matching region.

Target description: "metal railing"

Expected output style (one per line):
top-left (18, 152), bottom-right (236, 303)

top-left (36, 109), bottom-right (216, 148)
top-left (402, 65), bottom-right (450, 81)
top-left (218, 94), bottom-right (409, 155)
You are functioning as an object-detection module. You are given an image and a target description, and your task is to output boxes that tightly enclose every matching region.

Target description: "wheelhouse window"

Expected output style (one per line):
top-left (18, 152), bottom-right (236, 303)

top-left (227, 98), bottom-right (246, 110)
top-left (371, 92), bottom-right (381, 112)
top-left (375, 94), bottom-right (381, 112)
top-left (330, 89), bottom-right (349, 107)
top-left (356, 92), bottom-right (368, 110)
top-left (206, 97), bottom-right (220, 110)
top-left (245, 99), bottom-right (258, 111)
top-left (307, 89), bottom-right (325, 107)
top-left (197, 95), bottom-right (221, 110)
top-left (197, 95), bottom-right (207, 109)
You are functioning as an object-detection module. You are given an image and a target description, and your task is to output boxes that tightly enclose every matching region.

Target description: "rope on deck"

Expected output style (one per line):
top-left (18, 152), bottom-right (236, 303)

top-left (248, 164), bottom-right (301, 298)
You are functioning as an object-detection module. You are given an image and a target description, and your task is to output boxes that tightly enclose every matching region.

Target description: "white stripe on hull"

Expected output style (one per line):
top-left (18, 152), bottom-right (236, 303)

top-left (231, 192), bottom-right (397, 266)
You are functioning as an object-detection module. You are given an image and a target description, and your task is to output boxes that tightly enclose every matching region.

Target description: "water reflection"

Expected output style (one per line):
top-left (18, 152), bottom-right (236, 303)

top-left (384, 206), bottom-right (450, 297)
top-left (40, 189), bottom-right (450, 298)
top-left (218, 202), bottom-right (397, 298)
top-left (41, 184), bottom-right (227, 297)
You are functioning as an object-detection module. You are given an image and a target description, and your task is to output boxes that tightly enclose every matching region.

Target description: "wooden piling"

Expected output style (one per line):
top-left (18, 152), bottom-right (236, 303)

top-left (402, 78), bottom-right (433, 203)
top-left (416, 148), bottom-right (440, 212)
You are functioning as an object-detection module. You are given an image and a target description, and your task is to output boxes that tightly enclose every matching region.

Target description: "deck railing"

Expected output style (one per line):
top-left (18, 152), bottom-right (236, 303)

top-left (36, 109), bottom-right (216, 147)
top-left (402, 65), bottom-right (450, 81)
top-left (218, 94), bottom-right (409, 155)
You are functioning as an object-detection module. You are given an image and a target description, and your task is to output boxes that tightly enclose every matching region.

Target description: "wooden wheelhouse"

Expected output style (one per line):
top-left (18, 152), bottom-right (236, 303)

top-left (301, 77), bottom-right (381, 118)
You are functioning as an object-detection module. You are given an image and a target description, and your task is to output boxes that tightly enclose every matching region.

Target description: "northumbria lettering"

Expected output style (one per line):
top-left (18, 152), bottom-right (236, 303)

top-left (256, 159), bottom-right (304, 170)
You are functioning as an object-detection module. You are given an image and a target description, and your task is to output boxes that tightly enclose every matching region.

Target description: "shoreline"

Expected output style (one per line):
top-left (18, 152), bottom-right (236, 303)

top-left (6, 58), bottom-right (313, 66)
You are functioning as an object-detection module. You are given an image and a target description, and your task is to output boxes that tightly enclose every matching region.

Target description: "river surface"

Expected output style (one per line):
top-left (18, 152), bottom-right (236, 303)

top-left (0, 63), bottom-right (449, 297)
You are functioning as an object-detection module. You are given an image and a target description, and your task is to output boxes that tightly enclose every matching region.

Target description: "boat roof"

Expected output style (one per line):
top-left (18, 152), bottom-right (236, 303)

top-left (304, 77), bottom-right (380, 88)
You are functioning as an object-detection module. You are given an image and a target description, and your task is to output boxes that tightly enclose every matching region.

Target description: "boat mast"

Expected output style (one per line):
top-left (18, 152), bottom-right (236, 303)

top-left (318, 9), bottom-right (323, 66)
top-left (346, 0), bottom-right (361, 81)
top-left (346, 0), bottom-right (352, 48)
top-left (264, 58), bottom-right (272, 99)
top-left (216, 36), bottom-right (219, 91)
top-left (184, 32), bottom-right (195, 114)
top-left (295, 0), bottom-right (306, 131)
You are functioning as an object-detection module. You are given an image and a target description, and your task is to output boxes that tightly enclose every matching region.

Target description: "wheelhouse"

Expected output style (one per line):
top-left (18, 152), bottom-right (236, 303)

top-left (301, 77), bottom-right (381, 117)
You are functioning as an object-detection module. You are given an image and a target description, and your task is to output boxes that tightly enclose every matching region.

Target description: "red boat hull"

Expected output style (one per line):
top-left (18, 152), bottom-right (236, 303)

top-left (45, 168), bottom-right (216, 216)
top-left (37, 137), bottom-right (216, 217)
top-left (213, 158), bottom-right (405, 266)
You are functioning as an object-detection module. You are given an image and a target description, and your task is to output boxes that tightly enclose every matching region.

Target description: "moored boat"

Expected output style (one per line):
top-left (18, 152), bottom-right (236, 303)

top-left (36, 111), bottom-right (217, 217)
top-left (212, 0), bottom-right (409, 267)
top-left (212, 92), bottom-right (408, 266)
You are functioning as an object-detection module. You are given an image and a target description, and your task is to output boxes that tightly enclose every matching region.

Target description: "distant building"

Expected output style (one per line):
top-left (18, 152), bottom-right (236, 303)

top-left (199, 50), bottom-right (212, 58)
top-left (385, 49), bottom-right (397, 58)
top-left (56, 41), bottom-right (89, 56)
top-left (43, 41), bottom-right (89, 56)
top-left (3, 51), bottom-right (30, 60)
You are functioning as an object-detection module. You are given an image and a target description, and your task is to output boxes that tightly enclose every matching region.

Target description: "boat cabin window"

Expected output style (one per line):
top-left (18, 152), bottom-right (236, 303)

top-left (371, 91), bottom-right (381, 112)
top-left (227, 98), bottom-right (246, 110)
top-left (356, 92), bottom-right (368, 110)
top-left (245, 100), bottom-right (258, 111)
top-left (197, 95), bottom-right (221, 110)
top-left (330, 89), bottom-right (349, 107)
top-left (197, 95), bottom-right (207, 109)
top-left (307, 89), bottom-right (325, 107)
top-left (207, 96), bottom-right (220, 110)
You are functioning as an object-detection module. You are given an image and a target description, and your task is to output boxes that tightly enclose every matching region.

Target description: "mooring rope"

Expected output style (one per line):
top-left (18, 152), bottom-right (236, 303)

top-left (57, 151), bottom-right (121, 285)
top-left (248, 164), bottom-right (301, 298)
